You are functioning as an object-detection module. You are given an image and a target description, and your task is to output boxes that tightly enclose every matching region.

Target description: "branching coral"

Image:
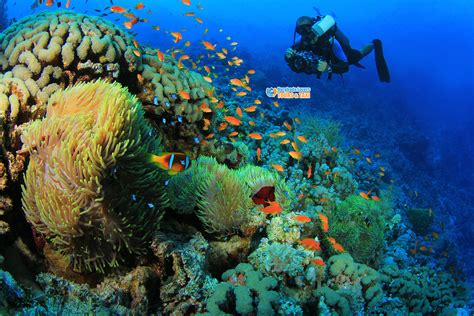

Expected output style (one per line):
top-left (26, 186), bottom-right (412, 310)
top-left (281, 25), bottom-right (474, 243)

top-left (20, 81), bottom-right (168, 273)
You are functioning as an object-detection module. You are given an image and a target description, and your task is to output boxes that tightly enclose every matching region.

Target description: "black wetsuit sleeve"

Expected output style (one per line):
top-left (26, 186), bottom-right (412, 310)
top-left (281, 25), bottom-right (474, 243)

top-left (330, 61), bottom-right (349, 74)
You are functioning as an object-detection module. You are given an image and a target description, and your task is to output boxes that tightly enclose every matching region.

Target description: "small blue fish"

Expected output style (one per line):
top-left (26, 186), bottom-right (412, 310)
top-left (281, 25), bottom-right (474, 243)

top-left (165, 101), bottom-right (171, 108)
top-left (153, 96), bottom-right (159, 105)
top-left (165, 179), bottom-right (170, 186)
top-left (162, 118), bottom-right (167, 124)
top-left (131, 194), bottom-right (137, 202)
top-left (147, 203), bottom-right (154, 209)
top-left (177, 116), bottom-right (182, 123)
top-left (193, 137), bottom-right (199, 144)
top-left (171, 93), bottom-right (177, 100)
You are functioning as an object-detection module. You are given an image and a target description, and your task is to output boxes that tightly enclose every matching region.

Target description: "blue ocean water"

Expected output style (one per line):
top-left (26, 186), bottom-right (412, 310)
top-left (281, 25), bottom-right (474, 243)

top-left (2, 0), bottom-right (473, 312)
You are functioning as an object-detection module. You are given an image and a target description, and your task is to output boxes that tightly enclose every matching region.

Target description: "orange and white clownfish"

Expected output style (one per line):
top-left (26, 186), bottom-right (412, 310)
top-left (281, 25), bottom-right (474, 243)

top-left (148, 152), bottom-right (191, 175)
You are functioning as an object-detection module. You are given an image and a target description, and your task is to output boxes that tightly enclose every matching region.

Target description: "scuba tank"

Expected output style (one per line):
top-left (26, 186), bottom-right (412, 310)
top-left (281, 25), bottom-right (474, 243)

top-left (311, 15), bottom-right (336, 37)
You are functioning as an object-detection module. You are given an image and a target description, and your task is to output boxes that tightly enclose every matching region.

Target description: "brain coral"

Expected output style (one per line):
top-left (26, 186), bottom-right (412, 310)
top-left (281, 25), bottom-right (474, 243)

top-left (20, 80), bottom-right (168, 273)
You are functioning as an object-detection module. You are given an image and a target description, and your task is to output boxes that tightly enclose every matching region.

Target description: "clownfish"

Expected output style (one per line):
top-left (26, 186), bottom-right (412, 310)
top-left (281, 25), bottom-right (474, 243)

top-left (148, 153), bottom-right (191, 175)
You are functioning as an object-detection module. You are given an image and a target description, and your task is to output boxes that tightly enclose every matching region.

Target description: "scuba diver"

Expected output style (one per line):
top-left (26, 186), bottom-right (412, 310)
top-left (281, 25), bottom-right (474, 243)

top-left (285, 15), bottom-right (390, 82)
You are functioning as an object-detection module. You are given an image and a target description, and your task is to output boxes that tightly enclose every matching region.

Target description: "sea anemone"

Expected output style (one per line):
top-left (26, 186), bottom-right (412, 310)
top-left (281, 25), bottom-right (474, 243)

top-left (21, 80), bottom-right (168, 273)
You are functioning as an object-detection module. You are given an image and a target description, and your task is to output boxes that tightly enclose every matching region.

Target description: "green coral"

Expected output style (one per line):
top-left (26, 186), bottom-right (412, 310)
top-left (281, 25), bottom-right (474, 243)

top-left (329, 193), bottom-right (393, 266)
top-left (199, 263), bottom-right (280, 315)
top-left (167, 156), bottom-right (290, 236)
top-left (21, 81), bottom-right (168, 273)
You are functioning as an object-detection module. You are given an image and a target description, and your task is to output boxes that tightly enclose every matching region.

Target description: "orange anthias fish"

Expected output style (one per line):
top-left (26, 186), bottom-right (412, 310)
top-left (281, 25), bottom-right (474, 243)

top-left (259, 201), bottom-right (283, 215)
top-left (230, 78), bottom-right (244, 86)
top-left (359, 192), bottom-right (370, 200)
top-left (289, 151), bottom-right (302, 160)
top-left (217, 122), bottom-right (228, 131)
top-left (224, 116), bottom-right (242, 126)
top-left (202, 41), bottom-right (216, 50)
top-left (178, 91), bottom-right (191, 100)
top-left (256, 148), bottom-right (261, 162)
top-left (299, 238), bottom-right (321, 251)
top-left (328, 237), bottom-right (345, 252)
top-left (283, 121), bottom-right (292, 131)
top-left (280, 139), bottom-right (290, 145)
top-left (148, 153), bottom-right (191, 175)
top-left (46, 0), bottom-right (54, 6)
top-left (307, 165), bottom-right (313, 179)
top-left (236, 107), bottom-right (243, 117)
top-left (318, 214), bottom-right (329, 232)
top-left (293, 215), bottom-right (311, 223)
top-left (272, 164), bottom-right (284, 172)
top-left (182, 0), bottom-right (191, 5)
top-left (65, 0), bottom-right (71, 9)
top-left (171, 32), bottom-right (183, 44)
top-left (111, 6), bottom-right (127, 13)
top-left (297, 135), bottom-right (308, 143)
top-left (244, 105), bottom-right (257, 112)
top-left (371, 195), bottom-right (381, 202)
top-left (157, 50), bottom-right (165, 62)
top-left (135, 2), bottom-right (145, 10)
top-left (311, 259), bottom-right (325, 267)
top-left (236, 91), bottom-right (247, 97)
top-left (248, 133), bottom-right (263, 140)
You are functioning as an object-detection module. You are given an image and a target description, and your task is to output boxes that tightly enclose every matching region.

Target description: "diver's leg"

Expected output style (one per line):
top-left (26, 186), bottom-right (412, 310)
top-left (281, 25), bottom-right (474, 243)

top-left (359, 43), bottom-right (374, 58)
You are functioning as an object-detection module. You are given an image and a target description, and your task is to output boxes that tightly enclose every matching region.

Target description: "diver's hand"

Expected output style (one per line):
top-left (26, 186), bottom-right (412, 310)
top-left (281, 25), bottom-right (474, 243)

top-left (285, 48), bottom-right (295, 60)
top-left (317, 60), bottom-right (330, 72)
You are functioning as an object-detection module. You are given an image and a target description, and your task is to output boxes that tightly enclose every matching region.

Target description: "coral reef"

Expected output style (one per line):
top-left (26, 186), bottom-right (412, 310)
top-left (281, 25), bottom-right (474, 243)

top-left (167, 156), bottom-right (290, 236)
top-left (199, 263), bottom-right (280, 315)
top-left (380, 263), bottom-right (466, 314)
top-left (314, 253), bottom-right (383, 314)
top-left (0, 10), bottom-right (215, 241)
top-left (20, 81), bottom-right (168, 273)
top-left (329, 193), bottom-right (394, 267)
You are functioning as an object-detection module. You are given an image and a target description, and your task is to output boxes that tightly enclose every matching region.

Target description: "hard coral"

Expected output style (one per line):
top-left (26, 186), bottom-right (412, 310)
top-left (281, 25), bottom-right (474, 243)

top-left (315, 253), bottom-right (383, 314)
top-left (199, 263), bottom-right (280, 316)
top-left (21, 81), bottom-right (168, 273)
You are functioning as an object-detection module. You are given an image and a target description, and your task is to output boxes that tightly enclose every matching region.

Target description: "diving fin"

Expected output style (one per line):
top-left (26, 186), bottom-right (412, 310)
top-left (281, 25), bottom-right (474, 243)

top-left (373, 39), bottom-right (390, 83)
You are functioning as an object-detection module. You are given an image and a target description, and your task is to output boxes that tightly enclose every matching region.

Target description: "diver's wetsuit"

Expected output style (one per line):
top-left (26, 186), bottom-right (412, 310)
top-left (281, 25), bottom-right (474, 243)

top-left (291, 26), bottom-right (364, 74)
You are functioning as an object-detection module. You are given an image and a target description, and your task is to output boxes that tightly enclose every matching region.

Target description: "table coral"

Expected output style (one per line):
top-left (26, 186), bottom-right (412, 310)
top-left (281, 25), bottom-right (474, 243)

top-left (20, 81), bottom-right (169, 273)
